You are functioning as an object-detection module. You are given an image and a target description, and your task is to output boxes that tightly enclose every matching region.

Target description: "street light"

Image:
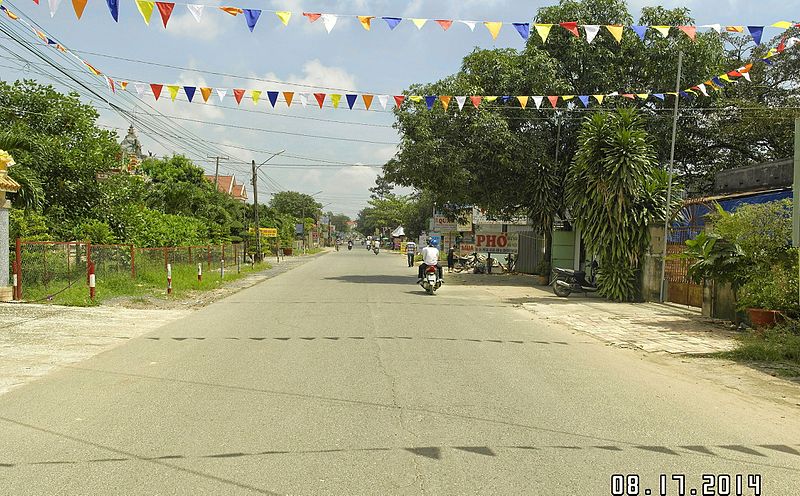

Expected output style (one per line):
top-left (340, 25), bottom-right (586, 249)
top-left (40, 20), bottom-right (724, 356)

top-left (252, 149), bottom-right (285, 262)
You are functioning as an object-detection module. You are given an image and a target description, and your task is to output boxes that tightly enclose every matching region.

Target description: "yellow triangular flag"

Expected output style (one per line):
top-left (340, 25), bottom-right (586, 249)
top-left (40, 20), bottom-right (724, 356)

top-left (167, 85), bottom-right (179, 101)
top-left (251, 90), bottom-right (261, 104)
top-left (534, 24), bottom-right (552, 42)
top-left (652, 25), bottom-right (670, 37)
top-left (411, 18), bottom-right (427, 30)
top-left (358, 15), bottom-right (373, 31)
top-left (484, 21), bottom-right (502, 40)
top-left (604, 25), bottom-right (623, 43)
top-left (592, 95), bottom-right (604, 104)
top-left (636, 93), bottom-right (650, 100)
top-left (331, 94), bottom-right (341, 109)
top-left (720, 74), bottom-right (732, 82)
top-left (275, 11), bottom-right (291, 26)
top-left (410, 95), bottom-right (423, 103)
top-left (135, 0), bottom-right (154, 25)
top-left (439, 96), bottom-right (451, 111)
top-left (562, 95), bottom-right (574, 101)
top-left (485, 96), bottom-right (498, 103)
top-left (771, 21), bottom-right (792, 29)
top-left (517, 96), bottom-right (528, 108)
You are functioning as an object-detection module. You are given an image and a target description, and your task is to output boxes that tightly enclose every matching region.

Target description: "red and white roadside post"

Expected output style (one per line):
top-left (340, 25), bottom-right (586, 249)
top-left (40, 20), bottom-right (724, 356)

top-left (88, 262), bottom-right (96, 301)
top-left (197, 262), bottom-right (202, 282)
top-left (167, 263), bottom-right (172, 295)
top-left (220, 259), bottom-right (225, 279)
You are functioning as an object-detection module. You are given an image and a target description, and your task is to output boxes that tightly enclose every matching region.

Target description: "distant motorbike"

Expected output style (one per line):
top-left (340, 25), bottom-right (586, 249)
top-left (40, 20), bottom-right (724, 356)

top-left (347, 241), bottom-right (353, 251)
top-left (551, 261), bottom-right (599, 297)
top-left (373, 246), bottom-right (380, 255)
top-left (419, 265), bottom-right (442, 295)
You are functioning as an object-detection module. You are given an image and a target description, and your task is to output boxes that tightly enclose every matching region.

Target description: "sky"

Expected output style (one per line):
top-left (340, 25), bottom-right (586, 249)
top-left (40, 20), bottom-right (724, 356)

top-left (0, 0), bottom-right (796, 216)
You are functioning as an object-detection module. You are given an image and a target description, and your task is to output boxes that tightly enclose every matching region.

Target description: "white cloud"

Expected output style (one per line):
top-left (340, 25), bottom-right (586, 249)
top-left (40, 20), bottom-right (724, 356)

top-left (167, 5), bottom-right (226, 41)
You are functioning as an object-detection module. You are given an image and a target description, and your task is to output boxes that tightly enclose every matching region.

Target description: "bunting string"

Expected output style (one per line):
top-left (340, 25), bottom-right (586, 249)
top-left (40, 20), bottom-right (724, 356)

top-left (2, 4), bottom-right (797, 112)
top-left (23, 0), bottom-right (800, 45)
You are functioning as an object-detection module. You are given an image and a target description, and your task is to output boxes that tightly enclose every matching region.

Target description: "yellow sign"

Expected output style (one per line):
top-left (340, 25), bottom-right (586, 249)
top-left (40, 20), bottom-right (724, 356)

top-left (250, 227), bottom-right (278, 237)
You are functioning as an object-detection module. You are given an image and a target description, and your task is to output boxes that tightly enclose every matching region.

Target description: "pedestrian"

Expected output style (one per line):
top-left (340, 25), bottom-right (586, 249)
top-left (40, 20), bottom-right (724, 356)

top-left (405, 240), bottom-right (417, 268)
top-left (447, 246), bottom-right (455, 273)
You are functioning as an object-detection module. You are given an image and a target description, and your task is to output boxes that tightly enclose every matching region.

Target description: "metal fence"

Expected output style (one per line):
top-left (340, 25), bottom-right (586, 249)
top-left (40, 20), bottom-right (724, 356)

top-left (10, 239), bottom-right (243, 302)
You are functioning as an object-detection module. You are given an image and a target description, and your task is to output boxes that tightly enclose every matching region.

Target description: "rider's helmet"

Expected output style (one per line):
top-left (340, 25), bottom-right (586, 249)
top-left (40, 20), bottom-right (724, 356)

top-left (429, 238), bottom-right (439, 248)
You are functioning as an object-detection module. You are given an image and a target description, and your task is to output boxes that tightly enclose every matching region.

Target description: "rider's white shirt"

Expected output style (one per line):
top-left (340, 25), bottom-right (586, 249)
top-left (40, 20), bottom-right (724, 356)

top-left (422, 246), bottom-right (439, 265)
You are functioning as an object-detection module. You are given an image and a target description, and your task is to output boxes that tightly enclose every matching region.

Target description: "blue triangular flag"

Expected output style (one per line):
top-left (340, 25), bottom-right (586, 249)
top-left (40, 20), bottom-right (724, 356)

top-left (424, 96), bottom-right (437, 110)
top-left (747, 25), bottom-right (764, 45)
top-left (47, 38), bottom-right (57, 45)
top-left (653, 93), bottom-right (665, 101)
top-left (267, 91), bottom-right (279, 107)
top-left (383, 17), bottom-right (402, 30)
top-left (184, 86), bottom-right (196, 102)
top-left (346, 94), bottom-right (358, 109)
top-left (244, 9), bottom-right (261, 32)
top-left (105, 0), bottom-right (119, 22)
top-left (578, 96), bottom-right (590, 107)
top-left (512, 22), bottom-right (530, 40)
top-left (632, 25), bottom-right (647, 41)
top-left (711, 77), bottom-right (724, 87)
top-left (679, 91), bottom-right (691, 99)
top-left (500, 96), bottom-right (511, 103)
top-left (763, 58), bottom-right (774, 65)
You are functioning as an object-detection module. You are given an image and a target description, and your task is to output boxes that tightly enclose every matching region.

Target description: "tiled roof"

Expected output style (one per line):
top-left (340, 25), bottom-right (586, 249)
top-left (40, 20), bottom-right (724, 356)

top-left (232, 183), bottom-right (247, 201)
top-left (204, 175), bottom-right (235, 194)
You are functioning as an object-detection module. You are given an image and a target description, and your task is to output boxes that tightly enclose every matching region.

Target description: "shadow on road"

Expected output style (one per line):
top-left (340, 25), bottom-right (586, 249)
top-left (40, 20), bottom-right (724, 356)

top-left (324, 275), bottom-right (414, 285)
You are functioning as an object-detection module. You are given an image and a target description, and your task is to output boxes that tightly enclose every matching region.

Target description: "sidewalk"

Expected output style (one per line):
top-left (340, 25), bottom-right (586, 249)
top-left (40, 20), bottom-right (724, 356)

top-left (449, 272), bottom-right (737, 355)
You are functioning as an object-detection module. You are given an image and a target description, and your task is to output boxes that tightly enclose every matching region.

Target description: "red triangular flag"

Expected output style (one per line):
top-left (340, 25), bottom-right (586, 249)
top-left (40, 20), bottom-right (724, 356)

top-left (727, 70), bottom-right (742, 77)
top-left (560, 22), bottom-right (580, 37)
top-left (547, 96), bottom-right (559, 108)
top-left (150, 84), bottom-right (163, 100)
top-left (303, 12), bottom-right (321, 23)
top-left (314, 93), bottom-right (326, 108)
top-left (470, 96), bottom-right (482, 108)
top-left (156, 2), bottom-right (175, 28)
top-left (393, 95), bottom-right (405, 108)
top-left (233, 89), bottom-right (245, 104)
top-left (435, 19), bottom-right (453, 31)
top-left (33, 0), bottom-right (40, 4)
top-left (622, 94), bottom-right (635, 99)
top-left (777, 36), bottom-right (786, 53)
top-left (677, 25), bottom-right (696, 41)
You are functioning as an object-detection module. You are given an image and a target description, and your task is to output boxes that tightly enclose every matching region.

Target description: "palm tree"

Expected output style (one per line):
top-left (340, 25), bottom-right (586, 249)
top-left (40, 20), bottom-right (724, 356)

top-left (0, 131), bottom-right (44, 211)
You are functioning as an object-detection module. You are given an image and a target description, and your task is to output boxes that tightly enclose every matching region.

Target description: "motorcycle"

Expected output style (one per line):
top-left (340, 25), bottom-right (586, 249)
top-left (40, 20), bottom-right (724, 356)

top-left (373, 246), bottom-right (380, 255)
top-left (551, 261), bottom-right (599, 297)
top-left (419, 264), bottom-right (442, 295)
top-left (347, 242), bottom-right (353, 251)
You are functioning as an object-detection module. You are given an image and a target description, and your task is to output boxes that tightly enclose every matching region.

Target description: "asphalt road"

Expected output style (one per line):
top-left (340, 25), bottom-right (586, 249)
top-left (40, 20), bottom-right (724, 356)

top-left (1, 249), bottom-right (799, 495)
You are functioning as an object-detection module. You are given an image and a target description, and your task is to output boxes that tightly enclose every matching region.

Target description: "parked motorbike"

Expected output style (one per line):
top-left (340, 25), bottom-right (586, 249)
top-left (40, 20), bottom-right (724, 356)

top-left (551, 261), bottom-right (599, 297)
top-left (419, 265), bottom-right (442, 295)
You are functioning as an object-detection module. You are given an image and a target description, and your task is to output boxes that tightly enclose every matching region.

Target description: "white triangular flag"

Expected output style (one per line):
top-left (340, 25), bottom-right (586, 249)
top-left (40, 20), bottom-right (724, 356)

top-left (459, 20), bottom-right (476, 31)
top-left (697, 83), bottom-right (708, 96)
top-left (377, 95), bottom-right (388, 110)
top-left (701, 24), bottom-right (721, 33)
top-left (48, 0), bottom-right (61, 17)
top-left (533, 96), bottom-right (544, 109)
top-left (216, 88), bottom-right (227, 103)
top-left (322, 14), bottom-right (337, 33)
top-left (134, 83), bottom-right (147, 96)
top-left (299, 93), bottom-right (308, 108)
top-left (187, 4), bottom-right (204, 22)
top-left (411, 18), bottom-right (427, 30)
top-left (584, 25), bottom-right (600, 43)
top-left (742, 72), bottom-right (751, 82)
top-left (455, 96), bottom-right (467, 111)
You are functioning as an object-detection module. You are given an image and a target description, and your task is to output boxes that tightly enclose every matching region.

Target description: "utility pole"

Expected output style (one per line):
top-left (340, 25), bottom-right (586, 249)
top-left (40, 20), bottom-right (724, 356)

top-left (208, 155), bottom-right (228, 189)
top-left (251, 160), bottom-right (261, 262)
top-left (659, 51), bottom-right (684, 303)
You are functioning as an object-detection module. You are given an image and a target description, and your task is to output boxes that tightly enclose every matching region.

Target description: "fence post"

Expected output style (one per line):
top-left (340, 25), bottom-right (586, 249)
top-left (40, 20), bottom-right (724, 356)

top-left (198, 262), bottom-right (202, 282)
top-left (88, 261), bottom-right (96, 301)
top-left (86, 242), bottom-right (92, 286)
top-left (130, 245), bottom-right (136, 279)
top-left (167, 263), bottom-right (172, 295)
top-left (222, 244), bottom-right (226, 263)
top-left (236, 245), bottom-right (240, 274)
top-left (220, 257), bottom-right (225, 279)
top-left (14, 238), bottom-right (21, 300)
top-left (207, 245), bottom-right (211, 268)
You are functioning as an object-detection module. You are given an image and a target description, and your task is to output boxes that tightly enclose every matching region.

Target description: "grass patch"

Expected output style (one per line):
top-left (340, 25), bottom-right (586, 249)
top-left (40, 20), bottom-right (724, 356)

top-left (714, 321), bottom-right (800, 377)
top-left (19, 261), bottom-right (271, 307)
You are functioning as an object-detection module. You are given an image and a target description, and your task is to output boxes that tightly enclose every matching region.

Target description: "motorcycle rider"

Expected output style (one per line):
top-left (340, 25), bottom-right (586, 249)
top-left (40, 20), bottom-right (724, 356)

top-left (347, 239), bottom-right (353, 250)
top-left (417, 238), bottom-right (443, 283)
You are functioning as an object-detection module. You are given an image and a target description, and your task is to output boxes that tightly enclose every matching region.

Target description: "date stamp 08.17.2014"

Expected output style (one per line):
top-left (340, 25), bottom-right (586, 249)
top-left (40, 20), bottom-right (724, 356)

top-left (610, 474), bottom-right (762, 496)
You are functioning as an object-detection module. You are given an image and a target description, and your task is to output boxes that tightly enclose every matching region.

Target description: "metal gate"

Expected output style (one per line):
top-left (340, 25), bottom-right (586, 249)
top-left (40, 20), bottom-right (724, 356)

top-left (516, 231), bottom-right (545, 274)
top-left (664, 227), bottom-right (703, 307)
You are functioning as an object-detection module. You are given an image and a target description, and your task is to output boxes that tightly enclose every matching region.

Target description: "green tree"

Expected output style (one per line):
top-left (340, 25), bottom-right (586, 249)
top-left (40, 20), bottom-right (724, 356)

top-left (269, 191), bottom-right (323, 220)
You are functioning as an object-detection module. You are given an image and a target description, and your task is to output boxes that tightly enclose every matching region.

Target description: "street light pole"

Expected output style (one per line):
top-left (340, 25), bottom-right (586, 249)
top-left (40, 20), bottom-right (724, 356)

top-left (251, 149), bottom-right (285, 262)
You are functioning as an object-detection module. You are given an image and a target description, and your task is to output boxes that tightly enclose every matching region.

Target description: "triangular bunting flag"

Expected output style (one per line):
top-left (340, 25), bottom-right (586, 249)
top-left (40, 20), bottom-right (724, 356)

top-left (459, 20), bottom-right (476, 31)
top-left (200, 87), bottom-right (211, 102)
top-left (186, 4), bottom-right (202, 22)
top-left (346, 94), bottom-right (357, 109)
top-left (267, 91), bottom-right (279, 107)
top-left (652, 25), bottom-right (670, 38)
top-left (516, 96), bottom-right (528, 108)
top-left (167, 85), bottom-right (179, 101)
top-left (216, 88), bottom-right (227, 103)
top-left (105, 0), bottom-right (119, 22)
top-left (48, 0), bottom-right (61, 17)
top-left (678, 26), bottom-right (696, 41)
top-left (377, 95), bottom-right (389, 110)
top-left (71, 0), bottom-right (87, 19)
top-left (299, 93), bottom-right (308, 108)
top-left (383, 17), bottom-right (401, 30)
top-left (470, 96), bottom-right (482, 108)
top-left (622, 94), bottom-right (635, 99)
top-left (134, 82), bottom-right (146, 96)
top-left (321, 14), bottom-right (337, 33)
top-left (636, 93), bottom-right (649, 100)
top-left (410, 95), bottom-right (423, 103)
top-left (424, 96), bottom-right (436, 110)
top-left (156, 2), bottom-right (174, 28)
top-left (455, 96), bottom-right (466, 110)
top-left (584, 25), bottom-right (600, 43)
top-left (697, 83), bottom-right (709, 96)
top-left (243, 9), bottom-right (261, 32)
top-left (578, 96), bottom-right (590, 107)
top-left (747, 25), bottom-right (764, 45)
top-left (484, 21), bottom-right (502, 40)
top-left (283, 92), bottom-right (293, 107)
top-left (772, 21), bottom-right (792, 29)
top-left (653, 93), bottom-right (665, 100)
top-left (547, 96), bottom-right (559, 108)
top-left (183, 86), bottom-right (195, 102)
top-left (534, 24), bottom-right (552, 42)
top-left (439, 96), bottom-right (451, 111)
top-left (120, 81), bottom-right (128, 91)
top-left (233, 89), bottom-right (245, 105)
top-left (560, 22), bottom-right (579, 37)
top-left (632, 25), bottom-right (648, 41)
top-left (605, 24), bottom-right (623, 43)
top-left (411, 18), bottom-right (427, 30)
top-left (512, 22), bottom-right (530, 40)
top-left (251, 90), bottom-right (261, 105)
top-left (533, 96), bottom-right (544, 109)
top-left (220, 6), bottom-right (242, 16)
top-left (726, 26), bottom-right (744, 33)
top-left (275, 11), bottom-right (290, 26)
top-left (331, 94), bottom-right (341, 109)
top-left (485, 96), bottom-right (498, 103)
top-left (362, 94), bottom-right (374, 110)
top-left (592, 95), bottom-right (604, 104)
top-left (358, 15), bottom-right (373, 30)
top-left (150, 84), bottom-right (163, 100)
top-left (562, 95), bottom-right (574, 101)
top-left (105, 76), bottom-right (116, 93)
top-left (700, 24), bottom-right (721, 33)
top-left (135, 0), bottom-right (153, 25)
top-left (435, 19), bottom-right (453, 31)
top-left (393, 95), bottom-right (405, 108)
top-left (303, 12), bottom-right (321, 23)
top-left (314, 93), bottom-right (326, 108)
